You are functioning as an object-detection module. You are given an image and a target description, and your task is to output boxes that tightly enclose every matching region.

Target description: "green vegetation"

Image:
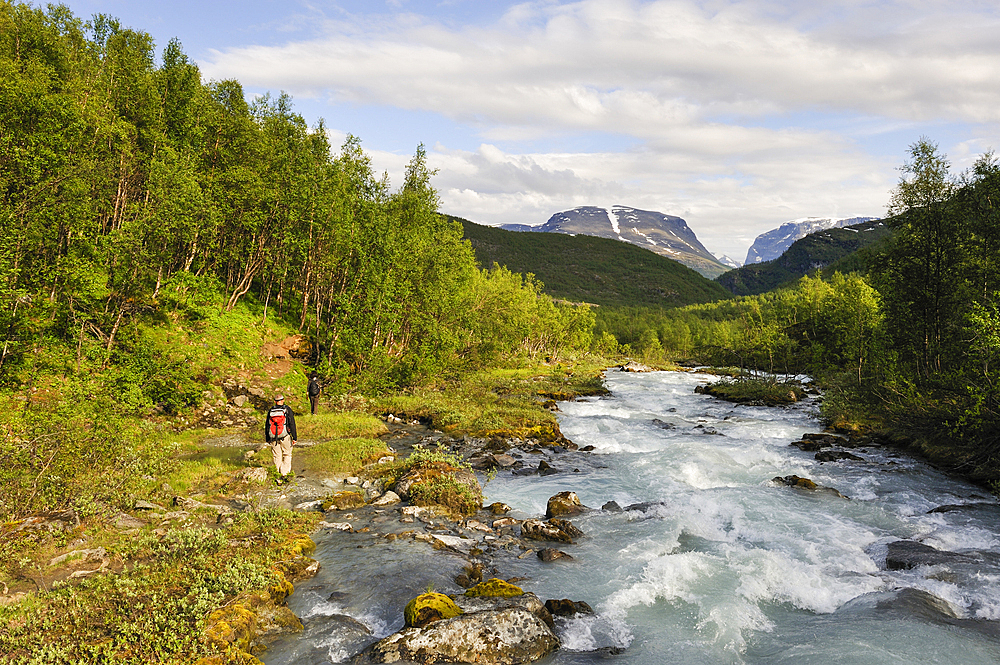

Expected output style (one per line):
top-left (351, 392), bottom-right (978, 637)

top-left (698, 378), bottom-right (806, 406)
top-left (464, 578), bottom-right (524, 598)
top-left (716, 219), bottom-right (891, 296)
top-left (0, 3), bottom-right (607, 661)
top-left (457, 217), bottom-right (730, 307)
top-left (367, 448), bottom-right (483, 517)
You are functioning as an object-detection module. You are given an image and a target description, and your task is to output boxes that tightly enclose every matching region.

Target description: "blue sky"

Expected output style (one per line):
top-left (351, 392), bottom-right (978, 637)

top-left (60, 0), bottom-right (1000, 261)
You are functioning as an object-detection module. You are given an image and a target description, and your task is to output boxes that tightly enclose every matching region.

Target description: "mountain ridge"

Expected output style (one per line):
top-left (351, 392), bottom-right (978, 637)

top-left (745, 216), bottom-right (878, 265)
top-left (718, 218), bottom-right (891, 295)
top-left (501, 205), bottom-right (729, 279)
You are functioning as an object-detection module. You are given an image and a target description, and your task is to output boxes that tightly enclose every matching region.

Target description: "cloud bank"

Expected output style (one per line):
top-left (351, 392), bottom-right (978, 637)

top-left (201, 0), bottom-right (1000, 258)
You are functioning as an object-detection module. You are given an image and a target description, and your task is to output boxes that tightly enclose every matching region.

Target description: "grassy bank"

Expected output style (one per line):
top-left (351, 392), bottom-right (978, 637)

top-left (0, 344), bottom-right (615, 663)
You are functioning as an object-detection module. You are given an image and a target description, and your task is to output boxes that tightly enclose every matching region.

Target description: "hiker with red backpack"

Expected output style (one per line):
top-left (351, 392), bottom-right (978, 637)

top-left (264, 394), bottom-right (297, 484)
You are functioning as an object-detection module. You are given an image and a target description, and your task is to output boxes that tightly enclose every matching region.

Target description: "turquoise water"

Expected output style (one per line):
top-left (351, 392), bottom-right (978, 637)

top-left (267, 370), bottom-right (1000, 664)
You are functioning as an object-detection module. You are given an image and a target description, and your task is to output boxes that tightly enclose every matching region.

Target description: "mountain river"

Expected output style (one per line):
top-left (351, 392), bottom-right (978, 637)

top-left (265, 369), bottom-right (1000, 664)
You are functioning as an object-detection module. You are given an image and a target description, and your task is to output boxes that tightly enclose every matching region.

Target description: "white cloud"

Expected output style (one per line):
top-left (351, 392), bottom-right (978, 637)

top-left (200, 0), bottom-right (1000, 257)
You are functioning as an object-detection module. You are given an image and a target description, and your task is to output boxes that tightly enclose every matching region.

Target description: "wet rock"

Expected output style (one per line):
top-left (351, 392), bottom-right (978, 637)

top-left (651, 419), bottom-right (675, 430)
top-left (623, 501), bottom-right (669, 514)
top-left (521, 518), bottom-right (583, 544)
top-left (544, 599), bottom-right (594, 617)
top-left (487, 502), bottom-right (512, 515)
top-left (537, 460), bottom-right (559, 476)
top-left (580, 445), bottom-right (596, 452)
top-left (771, 475), bottom-right (848, 499)
top-left (455, 563), bottom-right (484, 589)
top-left (815, 450), bottom-right (864, 463)
top-left (927, 502), bottom-right (997, 514)
top-left (546, 491), bottom-right (585, 519)
top-left (876, 587), bottom-right (962, 619)
top-left (620, 361), bottom-right (652, 372)
top-left (790, 439), bottom-right (831, 451)
top-left (537, 548), bottom-right (574, 562)
top-left (885, 540), bottom-right (977, 570)
top-left (602, 501), bottom-right (622, 512)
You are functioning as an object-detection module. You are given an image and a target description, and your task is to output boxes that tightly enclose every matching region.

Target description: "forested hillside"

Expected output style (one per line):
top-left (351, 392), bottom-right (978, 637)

top-left (457, 216), bottom-right (730, 307)
top-left (716, 219), bottom-right (891, 296)
top-left (0, 3), bottom-right (595, 406)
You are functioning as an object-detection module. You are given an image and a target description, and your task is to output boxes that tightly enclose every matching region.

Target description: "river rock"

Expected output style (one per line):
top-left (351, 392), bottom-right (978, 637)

top-left (884, 540), bottom-right (976, 570)
top-left (487, 502), bottom-right (512, 515)
top-left (815, 450), bottom-right (864, 463)
top-left (602, 500), bottom-right (622, 512)
top-left (544, 599), bottom-right (594, 617)
top-left (538, 460), bottom-right (559, 476)
top-left (371, 491), bottom-right (401, 507)
top-left (546, 491), bottom-right (585, 518)
top-left (620, 361), bottom-right (652, 372)
top-left (771, 475), bottom-right (848, 499)
top-left (356, 607), bottom-right (559, 664)
top-left (521, 518), bottom-right (583, 543)
top-left (537, 548), bottom-right (574, 562)
top-left (790, 439), bottom-right (831, 452)
top-left (453, 591), bottom-right (552, 626)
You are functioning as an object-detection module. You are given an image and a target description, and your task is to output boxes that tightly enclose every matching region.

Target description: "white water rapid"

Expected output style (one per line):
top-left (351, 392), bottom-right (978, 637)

top-left (266, 370), bottom-right (1000, 664)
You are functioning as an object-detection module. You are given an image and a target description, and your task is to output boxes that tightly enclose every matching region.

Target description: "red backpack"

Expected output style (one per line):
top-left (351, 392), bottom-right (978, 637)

top-left (267, 407), bottom-right (287, 439)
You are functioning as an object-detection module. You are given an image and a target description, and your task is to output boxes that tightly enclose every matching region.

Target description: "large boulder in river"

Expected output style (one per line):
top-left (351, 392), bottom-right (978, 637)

top-left (521, 518), bottom-right (583, 543)
top-left (884, 540), bottom-right (977, 570)
top-left (546, 491), bottom-right (585, 518)
top-left (356, 606), bottom-right (559, 664)
top-left (404, 592), bottom-right (463, 628)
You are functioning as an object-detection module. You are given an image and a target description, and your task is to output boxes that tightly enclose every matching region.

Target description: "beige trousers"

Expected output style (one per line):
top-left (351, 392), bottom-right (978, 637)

top-left (270, 434), bottom-right (293, 475)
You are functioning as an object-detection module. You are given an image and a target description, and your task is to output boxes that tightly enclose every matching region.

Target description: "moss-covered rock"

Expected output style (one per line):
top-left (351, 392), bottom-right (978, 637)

top-left (280, 534), bottom-right (316, 558)
top-left (404, 592), bottom-right (464, 628)
top-left (464, 578), bottom-right (524, 598)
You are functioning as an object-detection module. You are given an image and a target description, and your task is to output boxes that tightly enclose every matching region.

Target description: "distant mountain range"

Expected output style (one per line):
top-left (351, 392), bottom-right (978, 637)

top-left (501, 206), bottom-right (730, 279)
top-left (745, 216), bottom-right (878, 265)
top-left (718, 218), bottom-right (891, 296)
top-left (714, 254), bottom-right (742, 269)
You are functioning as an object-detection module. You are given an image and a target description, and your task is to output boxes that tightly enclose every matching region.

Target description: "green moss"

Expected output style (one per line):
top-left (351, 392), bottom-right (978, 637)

top-left (403, 592), bottom-right (463, 628)
top-left (463, 578), bottom-right (524, 598)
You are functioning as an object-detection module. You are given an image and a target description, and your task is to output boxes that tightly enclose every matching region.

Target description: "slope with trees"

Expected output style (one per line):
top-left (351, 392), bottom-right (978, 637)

top-left (457, 216), bottom-right (730, 307)
top-left (716, 218), bottom-right (891, 296)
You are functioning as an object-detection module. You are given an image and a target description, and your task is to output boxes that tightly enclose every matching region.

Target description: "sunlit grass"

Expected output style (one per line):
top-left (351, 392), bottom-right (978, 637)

top-left (297, 437), bottom-right (391, 475)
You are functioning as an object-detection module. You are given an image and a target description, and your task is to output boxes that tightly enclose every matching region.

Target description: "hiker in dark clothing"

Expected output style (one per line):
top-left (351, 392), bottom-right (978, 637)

top-left (307, 372), bottom-right (321, 415)
top-left (264, 394), bottom-right (297, 484)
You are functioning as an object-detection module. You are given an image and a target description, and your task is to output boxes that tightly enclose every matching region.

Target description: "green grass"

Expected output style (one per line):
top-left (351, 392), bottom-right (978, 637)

top-left (297, 437), bottom-right (391, 475)
top-left (295, 412), bottom-right (388, 440)
top-left (376, 360), bottom-right (609, 438)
